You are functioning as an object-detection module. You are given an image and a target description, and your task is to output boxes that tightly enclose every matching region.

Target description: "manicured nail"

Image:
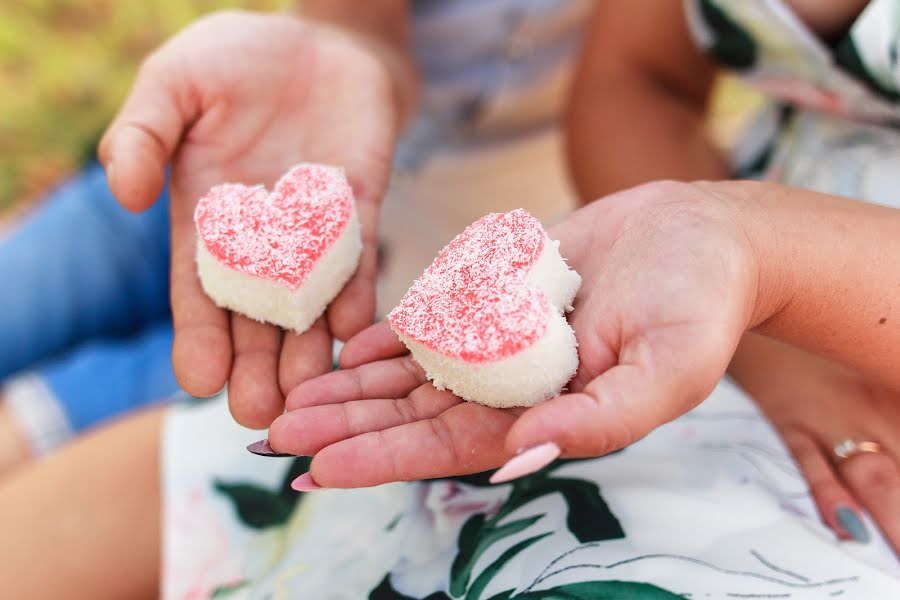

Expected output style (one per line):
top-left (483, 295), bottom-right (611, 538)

top-left (246, 439), bottom-right (293, 457)
top-left (836, 506), bottom-right (870, 543)
top-left (490, 442), bottom-right (561, 484)
top-left (291, 472), bottom-right (322, 492)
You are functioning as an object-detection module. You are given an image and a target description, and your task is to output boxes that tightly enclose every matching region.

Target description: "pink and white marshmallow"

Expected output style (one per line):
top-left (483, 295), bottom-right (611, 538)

top-left (388, 209), bottom-right (581, 408)
top-left (194, 163), bottom-right (361, 334)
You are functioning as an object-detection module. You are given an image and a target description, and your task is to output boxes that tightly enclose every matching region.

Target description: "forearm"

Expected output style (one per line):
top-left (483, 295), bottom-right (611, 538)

top-left (565, 0), bottom-right (728, 203)
top-left (294, 0), bottom-right (419, 127)
top-left (727, 181), bottom-right (900, 387)
top-left (567, 69), bottom-right (729, 202)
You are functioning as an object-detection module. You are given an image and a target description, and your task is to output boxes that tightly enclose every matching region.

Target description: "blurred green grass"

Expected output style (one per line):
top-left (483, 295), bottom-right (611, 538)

top-left (0, 0), bottom-right (283, 214)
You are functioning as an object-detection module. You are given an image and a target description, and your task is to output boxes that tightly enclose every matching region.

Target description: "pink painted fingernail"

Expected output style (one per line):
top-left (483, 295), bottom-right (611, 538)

top-left (246, 439), bottom-right (293, 457)
top-left (490, 442), bottom-right (561, 484)
top-left (291, 472), bottom-right (323, 492)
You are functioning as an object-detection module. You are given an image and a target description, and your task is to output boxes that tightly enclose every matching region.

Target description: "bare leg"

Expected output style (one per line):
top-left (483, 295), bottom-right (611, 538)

top-left (0, 401), bottom-right (34, 478)
top-left (0, 407), bottom-right (163, 599)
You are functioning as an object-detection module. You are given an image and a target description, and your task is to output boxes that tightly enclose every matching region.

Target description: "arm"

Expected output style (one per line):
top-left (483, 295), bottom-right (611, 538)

top-left (567, 2), bottom-right (896, 370)
top-left (734, 181), bottom-right (900, 387)
top-left (565, 0), bottom-right (729, 201)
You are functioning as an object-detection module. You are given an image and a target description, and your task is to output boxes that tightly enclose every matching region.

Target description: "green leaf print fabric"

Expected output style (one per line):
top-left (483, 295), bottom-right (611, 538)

top-left (686, 0), bottom-right (900, 123)
top-left (213, 457), bottom-right (310, 529)
top-left (164, 378), bottom-right (899, 598)
top-left (696, 0), bottom-right (758, 69)
top-left (512, 581), bottom-right (684, 599)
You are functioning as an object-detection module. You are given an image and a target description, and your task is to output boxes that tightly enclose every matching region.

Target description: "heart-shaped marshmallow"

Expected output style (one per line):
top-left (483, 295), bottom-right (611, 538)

top-left (388, 209), bottom-right (581, 408)
top-left (195, 163), bottom-right (361, 333)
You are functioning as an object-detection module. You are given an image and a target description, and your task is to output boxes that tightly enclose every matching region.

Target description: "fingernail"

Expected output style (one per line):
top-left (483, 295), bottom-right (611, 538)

top-left (490, 442), bottom-right (561, 484)
top-left (291, 472), bottom-right (322, 492)
top-left (246, 439), bottom-right (293, 457)
top-left (105, 161), bottom-right (116, 185)
top-left (836, 506), bottom-right (870, 543)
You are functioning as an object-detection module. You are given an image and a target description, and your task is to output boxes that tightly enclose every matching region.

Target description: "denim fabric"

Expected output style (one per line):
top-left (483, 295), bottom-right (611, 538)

top-left (1, 161), bottom-right (177, 432)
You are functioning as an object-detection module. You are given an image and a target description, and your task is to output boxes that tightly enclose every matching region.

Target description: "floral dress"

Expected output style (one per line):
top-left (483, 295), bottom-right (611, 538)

top-left (162, 1), bottom-right (900, 598)
top-left (686, 0), bottom-right (900, 205)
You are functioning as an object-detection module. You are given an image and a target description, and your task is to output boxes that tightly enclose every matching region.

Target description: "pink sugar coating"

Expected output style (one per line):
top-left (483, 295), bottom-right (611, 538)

top-left (388, 209), bottom-right (550, 363)
top-left (194, 163), bottom-right (353, 289)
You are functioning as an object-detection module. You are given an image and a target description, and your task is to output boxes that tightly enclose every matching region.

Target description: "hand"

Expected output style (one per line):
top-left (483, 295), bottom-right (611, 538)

top-left (266, 180), bottom-right (761, 486)
top-left (732, 334), bottom-right (900, 552)
top-left (99, 11), bottom-right (400, 427)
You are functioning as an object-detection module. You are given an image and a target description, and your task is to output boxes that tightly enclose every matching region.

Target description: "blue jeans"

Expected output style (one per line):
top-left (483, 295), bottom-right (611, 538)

top-left (1, 162), bottom-right (178, 446)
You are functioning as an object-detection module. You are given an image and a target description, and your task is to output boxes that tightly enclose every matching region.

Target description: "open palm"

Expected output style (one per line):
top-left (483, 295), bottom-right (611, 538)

top-left (267, 181), bottom-right (759, 486)
top-left (100, 11), bottom-right (397, 427)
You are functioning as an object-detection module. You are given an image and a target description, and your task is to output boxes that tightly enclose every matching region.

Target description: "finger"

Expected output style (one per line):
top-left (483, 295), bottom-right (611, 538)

top-left (839, 452), bottom-right (900, 550)
top-left (285, 355), bottom-right (425, 411)
top-left (278, 318), bottom-right (333, 397)
top-left (227, 314), bottom-right (284, 429)
top-left (269, 384), bottom-right (460, 456)
top-left (99, 51), bottom-right (198, 211)
top-left (780, 429), bottom-right (861, 541)
top-left (327, 199), bottom-right (379, 341)
top-left (310, 402), bottom-right (519, 488)
top-left (566, 298), bottom-right (618, 392)
top-left (169, 193), bottom-right (232, 397)
top-left (338, 321), bottom-right (407, 369)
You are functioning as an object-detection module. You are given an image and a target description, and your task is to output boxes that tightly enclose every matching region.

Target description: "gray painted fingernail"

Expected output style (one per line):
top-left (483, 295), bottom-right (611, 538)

top-left (247, 439), bottom-right (293, 457)
top-left (836, 506), bottom-right (870, 543)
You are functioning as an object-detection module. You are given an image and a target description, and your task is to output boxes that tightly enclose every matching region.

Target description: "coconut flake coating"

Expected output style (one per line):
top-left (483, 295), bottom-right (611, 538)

top-left (388, 209), bottom-right (550, 363)
top-left (194, 163), bottom-right (353, 289)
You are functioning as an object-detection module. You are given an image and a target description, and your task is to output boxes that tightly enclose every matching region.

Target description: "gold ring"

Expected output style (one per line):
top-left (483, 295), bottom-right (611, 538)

top-left (833, 438), bottom-right (883, 464)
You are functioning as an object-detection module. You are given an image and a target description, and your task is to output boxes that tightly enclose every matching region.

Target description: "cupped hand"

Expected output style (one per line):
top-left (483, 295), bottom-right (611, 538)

top-left (99, 11), bottom-right (399, 427)
top-left (733, 334), bottom-right (900, 552)
top-left (267, 180), bottom-right (762, 486)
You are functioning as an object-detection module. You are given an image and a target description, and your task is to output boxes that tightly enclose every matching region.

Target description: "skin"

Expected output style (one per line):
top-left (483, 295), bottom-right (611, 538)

top-left (0, 407), bottom-right (163, 599)
top-left (98, 4), bottom-right (417, 429)
top-left (565, 0), bottom-right (728, 198)
top-left (0, 402), bottom-right (32, 479)
top-left (565, 0), bottom-right (899, 546)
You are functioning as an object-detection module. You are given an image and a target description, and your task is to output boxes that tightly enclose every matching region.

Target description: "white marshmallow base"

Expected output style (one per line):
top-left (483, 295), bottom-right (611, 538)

top-left (196, 207), bottom-right (362, 334)
top-left (397, 236), bottom-right (581, 408)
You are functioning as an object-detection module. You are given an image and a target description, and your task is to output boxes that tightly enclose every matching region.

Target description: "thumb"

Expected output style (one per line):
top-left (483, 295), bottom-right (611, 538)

top-left (98, 52), bottom-right (198, 212)
top-left (505, 333), bottom-right (729, 459)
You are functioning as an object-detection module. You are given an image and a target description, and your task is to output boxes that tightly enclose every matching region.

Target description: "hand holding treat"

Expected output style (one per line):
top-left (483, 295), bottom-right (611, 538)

top-left (98, 11), bottom-right (408, 427)
top-left (264, 181), bottom-right (755, 485)
top-left (265, 180), bottom-right (900, 490)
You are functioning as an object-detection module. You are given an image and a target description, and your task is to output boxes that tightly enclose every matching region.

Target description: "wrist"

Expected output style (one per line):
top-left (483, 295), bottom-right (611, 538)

top-left (701, 180), bottom-right (795, 332)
